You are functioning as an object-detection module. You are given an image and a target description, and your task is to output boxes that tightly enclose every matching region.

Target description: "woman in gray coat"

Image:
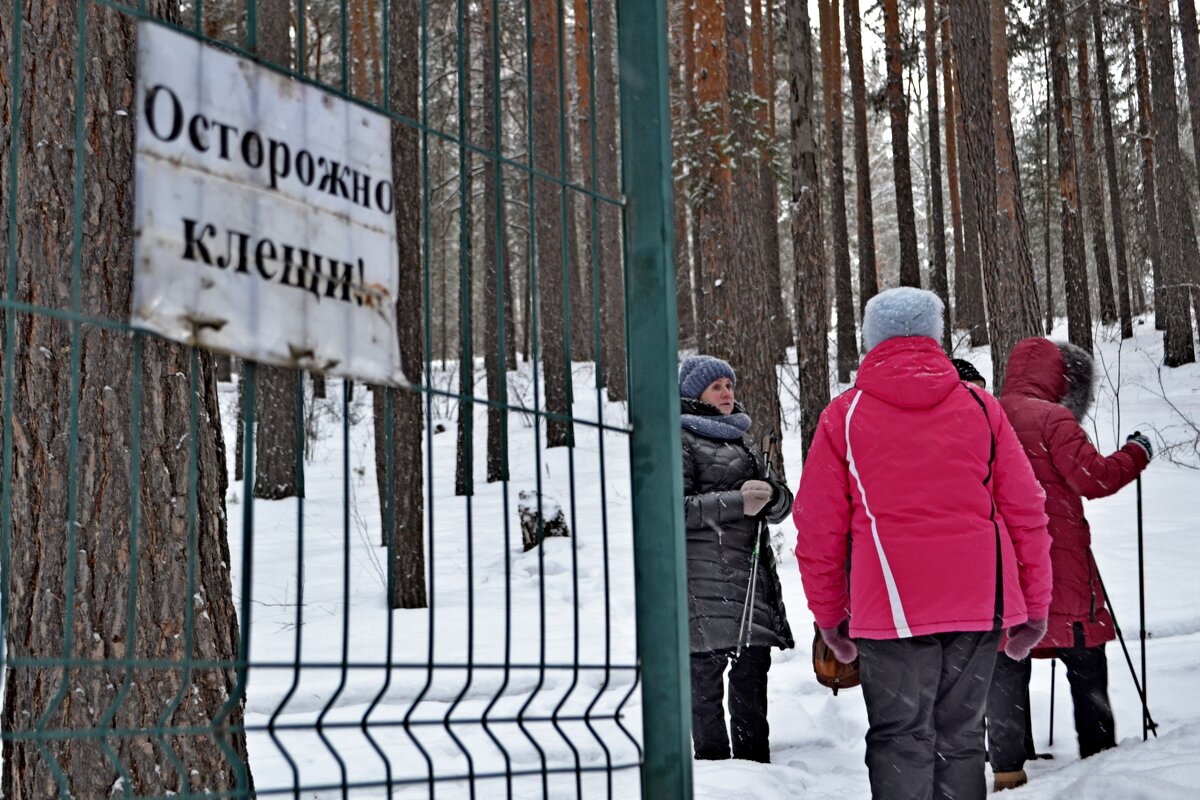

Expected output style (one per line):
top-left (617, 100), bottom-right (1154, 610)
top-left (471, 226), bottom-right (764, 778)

top-left (680, 355), bottom-right (794, 763)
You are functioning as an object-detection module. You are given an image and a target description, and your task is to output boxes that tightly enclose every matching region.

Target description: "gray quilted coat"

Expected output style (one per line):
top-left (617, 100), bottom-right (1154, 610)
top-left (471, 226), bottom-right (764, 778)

top-left (681, 398), bottom-right (794, 654)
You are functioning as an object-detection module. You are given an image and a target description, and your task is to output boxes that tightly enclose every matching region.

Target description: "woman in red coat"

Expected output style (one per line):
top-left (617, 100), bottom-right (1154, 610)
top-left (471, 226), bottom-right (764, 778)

top-left (987, 337), bottom-right (1150, 790)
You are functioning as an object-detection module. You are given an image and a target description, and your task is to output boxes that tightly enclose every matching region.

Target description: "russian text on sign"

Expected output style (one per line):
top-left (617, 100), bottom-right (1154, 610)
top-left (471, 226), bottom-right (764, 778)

top-left (132, 22), bottom-right (404, 386)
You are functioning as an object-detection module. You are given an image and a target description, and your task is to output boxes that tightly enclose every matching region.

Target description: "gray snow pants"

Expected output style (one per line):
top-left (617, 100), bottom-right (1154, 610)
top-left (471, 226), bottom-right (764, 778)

top-left (859, 629), bottom-right (1002, 800)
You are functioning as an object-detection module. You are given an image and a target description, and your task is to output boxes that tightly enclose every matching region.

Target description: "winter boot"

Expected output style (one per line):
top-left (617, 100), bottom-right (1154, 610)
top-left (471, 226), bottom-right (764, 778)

top-left (993, 769), bottom-right (1028, 791)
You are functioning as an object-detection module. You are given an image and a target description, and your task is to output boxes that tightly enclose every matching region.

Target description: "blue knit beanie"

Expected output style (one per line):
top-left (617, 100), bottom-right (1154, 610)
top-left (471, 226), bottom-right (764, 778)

top-left (862, 287), bottom-right (944, 352)
top-left (679, 355), bottom-right (736, 399)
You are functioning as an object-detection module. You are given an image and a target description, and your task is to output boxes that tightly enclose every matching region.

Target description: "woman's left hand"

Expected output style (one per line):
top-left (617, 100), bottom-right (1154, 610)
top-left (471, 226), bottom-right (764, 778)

top-left (740, 480), bottom-right (773, 516)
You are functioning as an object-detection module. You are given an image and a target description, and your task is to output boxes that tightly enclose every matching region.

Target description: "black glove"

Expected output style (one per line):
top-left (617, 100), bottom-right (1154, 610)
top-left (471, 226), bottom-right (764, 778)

top-left (1126, 431), bottom-right (1152, 462)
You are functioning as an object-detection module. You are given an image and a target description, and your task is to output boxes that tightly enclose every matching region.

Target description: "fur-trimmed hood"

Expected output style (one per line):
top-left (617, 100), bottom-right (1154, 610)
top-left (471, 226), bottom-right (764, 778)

top-left (1002, 337), bottom-right (1094, 421)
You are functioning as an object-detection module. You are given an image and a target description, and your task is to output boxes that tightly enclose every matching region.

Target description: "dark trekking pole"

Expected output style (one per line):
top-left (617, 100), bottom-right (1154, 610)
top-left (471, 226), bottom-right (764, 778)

top-left (736, 526), bottom-right (763, 659)
top-left (1136, 475), bottom-right (1149, 740)
top-left (1048, 659), bottom-right (1056, 747)
top-left (1092, 552), bottom-right (1159, 739)
top-left (737, 434), bottom-right (777, 658)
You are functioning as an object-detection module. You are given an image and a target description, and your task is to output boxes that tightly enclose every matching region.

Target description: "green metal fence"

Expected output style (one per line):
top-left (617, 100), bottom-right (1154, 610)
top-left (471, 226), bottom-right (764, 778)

top-left (0, 0), bottom-right (688, 797)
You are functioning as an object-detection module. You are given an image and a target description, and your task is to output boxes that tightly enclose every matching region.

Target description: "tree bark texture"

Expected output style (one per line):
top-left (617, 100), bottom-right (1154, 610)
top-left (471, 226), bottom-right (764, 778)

top-left (1049, 0), bottom-right (1094, 354)
top-left (818, 0), bottom-right (857, 382)
top-left (374, 0), bottom-right (428, 607)
top-left (751, 0), bottom-right (791, 358)
top-left (1147, 0), bottom-right (1198, 365)
top-left (945, 4), bottom-right (988, 347)
top-left (845, 0), bottom-right (879, 320)
top-left (786, 0), bottom-right (831, 457)
top-left (1173, 0), bottom-right (1200, 328)
top-left (568, 0), bottom-right (595, 365)
top-left (687, 0), bottom-right (706, 355)
top-left (1091, 0), bottom-right (1135, 338)
top-left (566, 15), bottom-right (593, 369)
top-left (726, 2), bottom-right (785, 475)
top-left (532, 0), bottom-right (574, 446)
top-left (455, 0), bottom-right (476, 497)
top-left (950, 2), bottom-right (1028, 385)
top-left (1075, 10), bottom-right (1118, 326)
top-left (1044, 27), bottom-right (1056, 335)
top-left (253, 0), bottom-right (301, 501)
top-left (1132, 0), bottom-right (1165, 325)
top-left (883, 0), bottom-right (921, 289)
top-left (0, 3), bottom-right (251, 795)
top-left (941, 4), bottom-right (967, 336)
top-left (483, 0), bottom-right (511, 484)
top-left (693, 0), bottom-right (735, 362)
top-left (924, 0), bottom-right (950, 350)
top-left (669, 0), bottom-right (696, 348)
top-left (989, 1), bottom-right (1042, 350)
top-left (594, 0), bottom-right (626, 401)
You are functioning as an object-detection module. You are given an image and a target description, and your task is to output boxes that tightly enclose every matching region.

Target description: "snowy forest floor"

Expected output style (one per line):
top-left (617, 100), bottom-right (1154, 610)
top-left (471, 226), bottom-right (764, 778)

top-left (226, 316), bottom-right (1200, 799)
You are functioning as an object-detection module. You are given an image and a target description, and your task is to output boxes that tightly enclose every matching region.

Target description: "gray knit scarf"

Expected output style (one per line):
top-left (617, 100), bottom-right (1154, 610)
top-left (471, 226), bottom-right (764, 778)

top-left (680, 398), bottom-right (752, 441)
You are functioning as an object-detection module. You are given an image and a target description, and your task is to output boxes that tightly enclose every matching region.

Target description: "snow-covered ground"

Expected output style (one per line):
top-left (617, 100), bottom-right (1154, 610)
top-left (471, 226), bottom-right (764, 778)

top-left (230, 317), bottom-right (1200, 799)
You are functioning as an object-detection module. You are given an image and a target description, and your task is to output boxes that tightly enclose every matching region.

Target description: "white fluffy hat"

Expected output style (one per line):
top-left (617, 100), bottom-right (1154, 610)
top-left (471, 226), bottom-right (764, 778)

top-left (862, 287), bottom-right (944, 352)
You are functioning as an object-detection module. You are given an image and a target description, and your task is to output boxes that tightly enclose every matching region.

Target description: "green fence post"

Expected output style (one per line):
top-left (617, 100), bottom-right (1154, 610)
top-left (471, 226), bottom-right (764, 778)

top-left (615, 0), bottom-right (692, 797)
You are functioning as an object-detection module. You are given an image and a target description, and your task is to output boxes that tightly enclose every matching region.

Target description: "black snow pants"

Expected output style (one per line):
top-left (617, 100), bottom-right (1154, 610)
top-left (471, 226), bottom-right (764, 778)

top-left (690, 646), bottom-right (771, 762)
top-left (988, 623), bottom-right (1115, 769)
top-left (858, 630), bottom-right (1001, 800)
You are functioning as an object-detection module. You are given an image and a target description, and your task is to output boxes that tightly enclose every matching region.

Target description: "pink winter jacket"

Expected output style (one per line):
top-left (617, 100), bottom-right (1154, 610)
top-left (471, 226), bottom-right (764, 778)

top-left (793, 337), bottom-right (1053, 640)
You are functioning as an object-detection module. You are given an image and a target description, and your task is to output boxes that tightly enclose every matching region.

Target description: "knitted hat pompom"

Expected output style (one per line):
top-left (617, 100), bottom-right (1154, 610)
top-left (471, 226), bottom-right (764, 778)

top-left (679, 355), bottom-right (736, 400)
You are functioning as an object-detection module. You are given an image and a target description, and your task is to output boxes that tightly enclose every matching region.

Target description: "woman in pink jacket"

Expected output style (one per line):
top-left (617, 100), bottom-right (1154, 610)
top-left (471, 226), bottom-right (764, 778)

top-left (793, 288), bottom-right (1053, 800)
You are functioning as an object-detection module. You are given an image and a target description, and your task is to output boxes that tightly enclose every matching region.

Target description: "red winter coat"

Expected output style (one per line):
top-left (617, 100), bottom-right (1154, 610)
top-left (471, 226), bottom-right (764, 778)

top-left (793, 337), bottom-right (1053, 640)
top-left (1001, 337), bottom-right (1149, 652)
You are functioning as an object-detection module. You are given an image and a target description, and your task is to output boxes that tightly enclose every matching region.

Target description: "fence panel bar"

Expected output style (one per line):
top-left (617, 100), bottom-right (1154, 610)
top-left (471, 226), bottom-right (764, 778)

top-left (614, 0), bottom-right (691, 796)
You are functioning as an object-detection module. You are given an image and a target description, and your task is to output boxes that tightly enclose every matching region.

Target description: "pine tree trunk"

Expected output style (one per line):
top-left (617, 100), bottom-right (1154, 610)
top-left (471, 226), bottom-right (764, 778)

top-left (1174, 0), bottom-right (1200, 327)
top-left (818, 0), bottom-right (857, 382)
top-left (351, 0), bottom-right (369, 97)
top-left (504, 203), bottom-right (518, 371)
top-left (950, 1), bottom-right (1025, 384)
top-left (845, 0), bottom-right (879, 319)
top-left (483, 0), bottom-right (510, 484)
top-left (374, 0), bottom-right (428, 607)
top-left (727, 2), bottom-right (785, 476)
top-left (990, 1), bottom-right (1043, 350)
top-left (594, 0), bottom-right (626, 401)
top-left (941, 4), bottom-right (966, 333)
top-left (1132, 0), bottom-right (1166, 326)
top-left (751, 0), bottom-right (791, 358)
top-left (455, 0), bottom-right (475, 497)
top-left (925, 0), bottom-right (950, 351)
top-left (1075, 9), bottom-right (1118, 325)
top-left (1091, 0), bottom-right (1135, 339)
top-left (1049, 0), bottom-right (1094, 354)
top-left (694, 0), bottom-right (736, 360)
top-left (1147, 0), bottom-right (1198, 365)
top-left (786, 0), bottom-right (831, 457)
top-left (567, 5), bottom-right (593, 366)
top-left (0, 3), bottom-right (251, 795)
top-left (946, 5), bottom-right (988, 347)
top-left (532, 0), bottom-right (574, 446)
top-left (1044, 27), bottom-right (1056, 335)
top-left (669, 0), bottom-right (696, 348)
top-left (215, 353), bottom-right (233, 381)
top-left (686, 0), bottom-right (708, 355)
top-left (883, 0), bottom-right (921, 288)
top-left (251, 0), bottom-right (301, 502)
